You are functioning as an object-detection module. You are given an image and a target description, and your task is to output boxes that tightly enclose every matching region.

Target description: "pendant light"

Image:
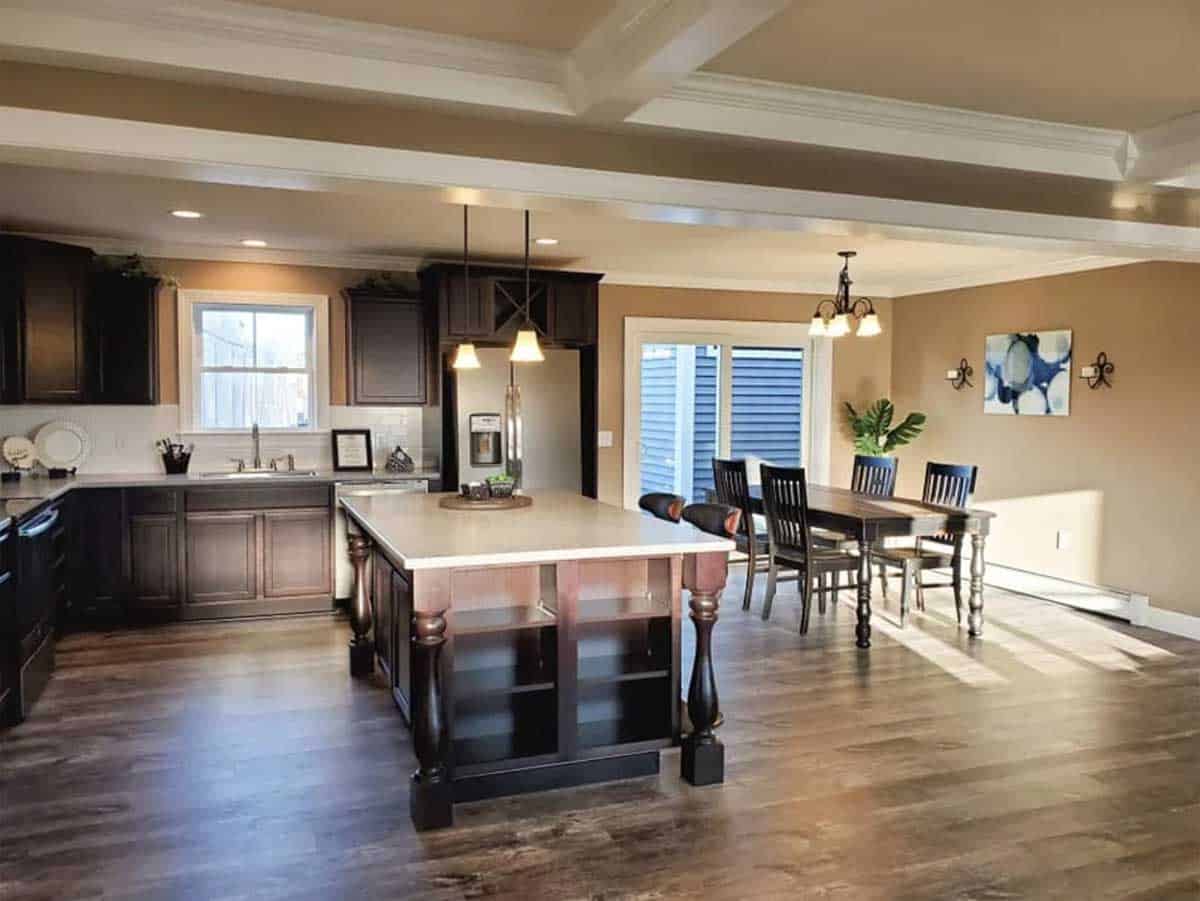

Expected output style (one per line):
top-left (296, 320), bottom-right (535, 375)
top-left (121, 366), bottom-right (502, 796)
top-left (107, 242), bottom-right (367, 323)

top-left (451, 205), bottom-right (481, 370)
top-left (509, 210), bottom-right (545, 363)
top-left (809, 251), bottom-right (882, 338)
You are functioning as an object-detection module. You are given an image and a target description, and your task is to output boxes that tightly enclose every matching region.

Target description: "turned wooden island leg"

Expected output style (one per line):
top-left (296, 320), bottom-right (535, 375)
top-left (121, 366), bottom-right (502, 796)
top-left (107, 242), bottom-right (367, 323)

top-left (347, 533), bottom-right (374, 677)
top-left (410, 608), bottom-right (452, 830)
top-left (968, 532), bottom-right (986, 638)
top-left (682, 551), bottom-right (728, 786)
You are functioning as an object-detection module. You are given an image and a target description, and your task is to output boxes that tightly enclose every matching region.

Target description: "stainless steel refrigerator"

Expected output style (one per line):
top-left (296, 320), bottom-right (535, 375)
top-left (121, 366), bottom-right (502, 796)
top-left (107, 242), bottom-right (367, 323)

top-left (454, 347), bottom-right (583, 493)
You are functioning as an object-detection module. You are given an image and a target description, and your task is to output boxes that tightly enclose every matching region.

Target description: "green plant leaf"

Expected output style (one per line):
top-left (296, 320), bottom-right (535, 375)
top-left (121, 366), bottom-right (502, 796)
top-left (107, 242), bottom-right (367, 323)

top-left (883, 412), bottom-right (926, 452)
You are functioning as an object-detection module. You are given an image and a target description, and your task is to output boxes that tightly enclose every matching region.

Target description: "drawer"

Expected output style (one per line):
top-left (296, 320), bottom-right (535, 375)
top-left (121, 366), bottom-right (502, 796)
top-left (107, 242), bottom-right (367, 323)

top-left (128, 488), bottom-right (178, 515)
top-left (186, 484), bottom-right (331, 512)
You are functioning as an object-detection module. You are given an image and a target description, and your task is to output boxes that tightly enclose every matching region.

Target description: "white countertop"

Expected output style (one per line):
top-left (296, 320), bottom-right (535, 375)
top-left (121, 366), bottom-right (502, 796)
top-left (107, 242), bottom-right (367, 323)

top-left (340, 492), bottom-right (734, 570)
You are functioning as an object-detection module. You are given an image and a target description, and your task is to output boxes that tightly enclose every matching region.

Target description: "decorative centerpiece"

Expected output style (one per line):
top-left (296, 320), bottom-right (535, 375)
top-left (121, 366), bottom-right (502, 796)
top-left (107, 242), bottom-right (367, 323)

top-left (438, 475), bottom-right (531, 511)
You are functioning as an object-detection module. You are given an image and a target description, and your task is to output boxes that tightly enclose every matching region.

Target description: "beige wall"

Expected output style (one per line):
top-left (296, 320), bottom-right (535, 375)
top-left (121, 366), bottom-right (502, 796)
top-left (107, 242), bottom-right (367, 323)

top-left (890, 262), bottom-right (1200, 617)
top-left (146, 258), bottom-right (417, 405)
top-left (595, 284), bottom-right (892, 506)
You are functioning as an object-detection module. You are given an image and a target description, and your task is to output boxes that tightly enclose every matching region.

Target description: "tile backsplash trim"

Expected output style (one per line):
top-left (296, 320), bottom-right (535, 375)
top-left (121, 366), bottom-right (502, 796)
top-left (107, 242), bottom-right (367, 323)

top-left (0, 405), bottom-right (434, 473)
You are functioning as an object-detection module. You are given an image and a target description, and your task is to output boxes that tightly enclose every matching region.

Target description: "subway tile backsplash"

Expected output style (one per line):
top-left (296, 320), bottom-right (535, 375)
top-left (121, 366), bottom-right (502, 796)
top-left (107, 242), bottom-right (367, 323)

top-left (0, 405), bottom-right (435, 473)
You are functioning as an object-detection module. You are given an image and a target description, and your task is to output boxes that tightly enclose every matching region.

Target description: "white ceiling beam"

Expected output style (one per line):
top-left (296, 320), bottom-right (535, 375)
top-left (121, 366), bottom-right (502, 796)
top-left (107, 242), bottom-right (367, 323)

top-left (565, 0), bottom-right (791, 121)
top-left (1124, 111), bottom-right (1200, 186)
top-left (0, 106), bottom-right (1195, 265)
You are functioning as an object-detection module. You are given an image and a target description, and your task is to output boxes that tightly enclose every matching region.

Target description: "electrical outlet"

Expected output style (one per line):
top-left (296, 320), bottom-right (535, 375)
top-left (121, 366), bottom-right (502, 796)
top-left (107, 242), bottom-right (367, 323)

top-left (1056, 530), bottom-right (1073, 551)
top-left (597, 430), bottom-right (614, 448)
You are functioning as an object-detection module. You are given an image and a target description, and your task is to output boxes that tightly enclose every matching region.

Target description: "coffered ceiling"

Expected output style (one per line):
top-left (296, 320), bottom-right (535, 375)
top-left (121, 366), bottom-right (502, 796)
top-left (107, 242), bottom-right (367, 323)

top-left (704, 0), bottom-right (1200, 132)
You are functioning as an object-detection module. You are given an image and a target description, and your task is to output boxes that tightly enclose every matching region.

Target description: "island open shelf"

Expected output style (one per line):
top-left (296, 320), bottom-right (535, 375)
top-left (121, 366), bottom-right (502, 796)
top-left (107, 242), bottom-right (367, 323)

top-left (340, 491), bottom-right (734, 831)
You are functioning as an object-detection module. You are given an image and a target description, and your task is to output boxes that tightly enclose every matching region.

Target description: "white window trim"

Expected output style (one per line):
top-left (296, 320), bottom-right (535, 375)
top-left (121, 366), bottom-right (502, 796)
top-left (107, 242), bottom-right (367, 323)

top-left (177, 289), bottom-right (331, 434)
top-left (622, 316), bottom-right (830, 510)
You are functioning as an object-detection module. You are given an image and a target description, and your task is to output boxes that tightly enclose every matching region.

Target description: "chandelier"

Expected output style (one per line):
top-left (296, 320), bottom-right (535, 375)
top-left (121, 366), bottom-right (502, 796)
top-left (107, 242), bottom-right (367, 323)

top-left (809, 251), bottom-right (882, 337)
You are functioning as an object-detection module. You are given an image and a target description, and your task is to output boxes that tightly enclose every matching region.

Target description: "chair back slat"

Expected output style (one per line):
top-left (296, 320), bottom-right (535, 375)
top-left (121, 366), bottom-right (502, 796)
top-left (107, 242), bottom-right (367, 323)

top-left (850, 454), bottom-right (898, 498)
top-left (712, 458), bottom-right (754, 537)
top-left (922, 462), bottom-right (978, 545)
top-left (759, 464), bottom-right (812, 559)
top-left (638, 492), bottom-right (684, 523)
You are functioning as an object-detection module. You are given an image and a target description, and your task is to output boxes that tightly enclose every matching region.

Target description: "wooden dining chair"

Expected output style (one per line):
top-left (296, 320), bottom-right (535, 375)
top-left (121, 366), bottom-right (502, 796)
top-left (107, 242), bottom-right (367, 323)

top-left (813, 455), bottom-right (899, 607)
top-left (638, 492), bottom-right (685, 523)
top-left (759, 464), bottom-right (860, 633)
top-left (874, 461), bottom-right (977, 625)
top-left (712, 458), bottom-right (776, 612)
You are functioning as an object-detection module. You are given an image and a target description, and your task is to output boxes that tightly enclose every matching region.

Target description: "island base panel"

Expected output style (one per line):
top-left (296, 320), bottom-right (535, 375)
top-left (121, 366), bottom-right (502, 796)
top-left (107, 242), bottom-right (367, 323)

top-left (349, 639), bottom-right (374, 677)
top-left (452, 751), bottom-right (660, 804)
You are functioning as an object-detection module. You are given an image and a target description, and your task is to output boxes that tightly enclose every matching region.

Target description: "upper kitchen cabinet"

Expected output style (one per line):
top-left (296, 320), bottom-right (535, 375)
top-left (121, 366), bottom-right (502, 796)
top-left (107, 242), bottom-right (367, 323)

top-left (345, 288), bottom-right (435, 406)
top-left (0, 236), bottom-right (93, 404)
top-left (420, 263), bottom-right (600, 348)
top-left (88, 272), bottom-right (160, 405)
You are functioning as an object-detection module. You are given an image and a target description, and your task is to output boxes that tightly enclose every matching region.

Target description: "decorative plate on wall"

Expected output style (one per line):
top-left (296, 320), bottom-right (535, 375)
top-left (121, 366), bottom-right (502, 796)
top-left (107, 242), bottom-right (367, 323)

top-left (34, 420), bottom-right (92, 470)
top-left (2, 436), bottom-right (37, 470)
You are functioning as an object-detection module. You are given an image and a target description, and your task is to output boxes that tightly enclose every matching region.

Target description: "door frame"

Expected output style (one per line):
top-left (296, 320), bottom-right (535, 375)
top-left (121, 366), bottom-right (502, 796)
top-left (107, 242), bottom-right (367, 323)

top-left (622, 317), bottom-right (830, 510)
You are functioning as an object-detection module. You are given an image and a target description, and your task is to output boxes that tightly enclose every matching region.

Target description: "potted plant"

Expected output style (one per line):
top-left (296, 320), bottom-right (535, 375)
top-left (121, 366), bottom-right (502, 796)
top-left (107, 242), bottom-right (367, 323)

top-left (843, 399), bottom-right (926, 456)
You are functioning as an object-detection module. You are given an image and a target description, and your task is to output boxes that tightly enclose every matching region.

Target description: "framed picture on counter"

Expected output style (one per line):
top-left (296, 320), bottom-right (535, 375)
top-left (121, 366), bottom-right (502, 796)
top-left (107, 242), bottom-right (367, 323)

top-left (332, 429), bottom-right (372, 472)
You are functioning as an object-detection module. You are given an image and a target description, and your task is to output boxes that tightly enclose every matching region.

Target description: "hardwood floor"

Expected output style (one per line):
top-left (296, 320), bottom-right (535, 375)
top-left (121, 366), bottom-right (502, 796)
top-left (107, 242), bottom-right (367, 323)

top-left (2, 576), bottom-right (1197, 900)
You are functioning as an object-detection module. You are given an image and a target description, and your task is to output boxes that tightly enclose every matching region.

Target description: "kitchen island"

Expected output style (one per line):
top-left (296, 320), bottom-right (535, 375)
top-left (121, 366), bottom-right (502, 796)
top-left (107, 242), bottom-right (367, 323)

top-left (339, 491), bottom-right (735, 830)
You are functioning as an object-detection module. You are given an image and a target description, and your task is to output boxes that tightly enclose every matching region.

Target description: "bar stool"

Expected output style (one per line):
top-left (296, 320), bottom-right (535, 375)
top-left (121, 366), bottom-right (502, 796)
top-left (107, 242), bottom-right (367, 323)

top-left (638, 492), bottom-right (685, 523)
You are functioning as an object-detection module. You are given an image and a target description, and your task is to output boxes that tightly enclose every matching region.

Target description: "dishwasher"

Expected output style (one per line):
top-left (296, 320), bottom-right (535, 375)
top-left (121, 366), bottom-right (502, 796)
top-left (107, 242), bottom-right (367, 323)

top-left (333, 479), bottom-right (429, 600)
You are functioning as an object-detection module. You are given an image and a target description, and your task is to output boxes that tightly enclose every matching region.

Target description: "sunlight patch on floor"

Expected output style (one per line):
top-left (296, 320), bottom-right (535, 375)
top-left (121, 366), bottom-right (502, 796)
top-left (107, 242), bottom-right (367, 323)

top-left (919, 604), bottom-right (1089, 677)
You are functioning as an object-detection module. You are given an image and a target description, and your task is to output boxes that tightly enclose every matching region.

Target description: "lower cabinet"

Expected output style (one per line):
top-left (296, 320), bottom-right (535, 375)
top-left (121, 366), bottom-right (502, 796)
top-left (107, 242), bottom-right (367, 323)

top-left (185, 511), bottom-right (258, 606)
top-left (263, 508), bottom-right (331, 598)
top-left (129, 514), bottom-right (177, 608)
top-left (372, 548), bottom-right (413, 723)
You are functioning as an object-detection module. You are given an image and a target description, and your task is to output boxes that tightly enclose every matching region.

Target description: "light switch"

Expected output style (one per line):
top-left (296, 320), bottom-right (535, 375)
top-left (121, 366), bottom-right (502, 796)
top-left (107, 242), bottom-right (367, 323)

top-left (597, 430), bottom-right (614, 448)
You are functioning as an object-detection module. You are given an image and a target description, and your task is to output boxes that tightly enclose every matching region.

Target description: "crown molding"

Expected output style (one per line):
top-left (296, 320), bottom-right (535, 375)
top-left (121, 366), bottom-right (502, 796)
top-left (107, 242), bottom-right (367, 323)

top-left (1125, 110), bottom-right (1200, 184)
top-left (602, 269), bottom-right (882, 296)
top-left (632, 72), bottom-right (1130, 181)
top-left (887, 256), bottom-right (1139, 298)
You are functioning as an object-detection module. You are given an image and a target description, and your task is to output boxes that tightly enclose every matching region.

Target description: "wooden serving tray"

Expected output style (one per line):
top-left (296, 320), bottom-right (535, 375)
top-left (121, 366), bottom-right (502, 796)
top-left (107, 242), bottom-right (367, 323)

top-left (438, 494), bottom-right (533, 511)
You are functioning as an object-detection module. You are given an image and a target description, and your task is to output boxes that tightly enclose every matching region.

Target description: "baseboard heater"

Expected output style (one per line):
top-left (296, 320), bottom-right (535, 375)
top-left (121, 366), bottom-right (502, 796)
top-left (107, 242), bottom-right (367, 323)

top-left (981, 562), bottom-right (1146, 623)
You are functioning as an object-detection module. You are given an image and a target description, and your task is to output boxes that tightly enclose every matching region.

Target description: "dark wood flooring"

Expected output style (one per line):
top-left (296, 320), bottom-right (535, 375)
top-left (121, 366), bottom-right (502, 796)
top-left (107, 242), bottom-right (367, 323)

top-left (2, 577), bottom-right (1198, 900)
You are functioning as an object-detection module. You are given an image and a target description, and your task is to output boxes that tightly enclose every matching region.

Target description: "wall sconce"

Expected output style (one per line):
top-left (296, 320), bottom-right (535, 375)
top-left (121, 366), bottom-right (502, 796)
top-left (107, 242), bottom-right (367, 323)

top-left (945, 358), bottom-right (973, 390)
top-left (1080, 351), bottom-right (1114, 389)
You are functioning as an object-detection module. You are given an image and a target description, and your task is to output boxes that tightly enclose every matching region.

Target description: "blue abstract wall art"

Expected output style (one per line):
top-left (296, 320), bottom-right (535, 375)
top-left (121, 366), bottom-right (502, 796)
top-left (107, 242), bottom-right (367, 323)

top-left (984, 329), bottom-right (1071, 416)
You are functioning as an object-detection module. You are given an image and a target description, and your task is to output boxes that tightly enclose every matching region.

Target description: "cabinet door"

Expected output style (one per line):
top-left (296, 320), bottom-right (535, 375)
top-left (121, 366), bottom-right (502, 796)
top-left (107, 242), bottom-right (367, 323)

top-left (22, 244), bottom-right (89, 402)
top-left (441, 273), bottom-right (493, 339)
top-left (550, 280), bottom-right (598, 345)
top-left (89, 275), bottom-right (158, 404)
top-left (349, 297), bottom-right (428, 405)
top-left (129, 514), bottom-right (178, 608)
top-left (262, 508), bottom-right (331, 598)
top-left (75, 488), bottom-right (126, 616)
top-left (185, 511), bottom-right (258, 605)
top-left (372, 548), bottom-right (394, 681)
top-left (0, 528), bottom-right (14, 720)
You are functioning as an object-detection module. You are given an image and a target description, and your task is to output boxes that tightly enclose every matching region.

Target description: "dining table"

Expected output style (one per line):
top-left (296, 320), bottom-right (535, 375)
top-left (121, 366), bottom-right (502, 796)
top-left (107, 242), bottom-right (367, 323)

top-left (740, 483), bottom-right (995, 648)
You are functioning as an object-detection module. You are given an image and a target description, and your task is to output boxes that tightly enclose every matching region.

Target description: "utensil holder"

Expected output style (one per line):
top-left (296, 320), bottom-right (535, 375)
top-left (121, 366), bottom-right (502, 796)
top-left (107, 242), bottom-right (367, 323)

top-left (162, 451), bottom-right (191, 475)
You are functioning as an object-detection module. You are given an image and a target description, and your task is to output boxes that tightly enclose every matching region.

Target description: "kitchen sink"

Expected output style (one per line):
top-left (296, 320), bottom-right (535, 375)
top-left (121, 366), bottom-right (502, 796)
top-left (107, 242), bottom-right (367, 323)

top-left (199, 470), bottom-right (320, 479)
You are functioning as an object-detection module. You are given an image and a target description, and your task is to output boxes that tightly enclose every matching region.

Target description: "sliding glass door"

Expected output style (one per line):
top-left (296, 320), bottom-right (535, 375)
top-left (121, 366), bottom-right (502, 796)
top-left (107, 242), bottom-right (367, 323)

top-left (624, 319), bottom-right (828, 510)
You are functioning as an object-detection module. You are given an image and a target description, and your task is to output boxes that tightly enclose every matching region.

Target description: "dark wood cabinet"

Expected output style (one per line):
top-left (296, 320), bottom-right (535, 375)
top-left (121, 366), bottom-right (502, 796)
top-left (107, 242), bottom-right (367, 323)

top-left (0, 237), bottom-right (92, 403)
top-left (129, 515), bottom-right (178, 608)
top-left (346, 291), bottom-right (433, 406)
top-left (439, 271), bottom-right (493, 339)
top-left (420, 263), bottom-right (599, 348)
top-left (0, 523), bottom-right (14, 725)
top-left (185, 511), bottom-right (258, 607)
top-left (74, 488), bottom-right (127, 620)
top-left (263, 508), bottom-right (331, 598)
top-left (88, 273), bottom-right (159, 405)
top-left (370, 547), bottom-right (413, 722)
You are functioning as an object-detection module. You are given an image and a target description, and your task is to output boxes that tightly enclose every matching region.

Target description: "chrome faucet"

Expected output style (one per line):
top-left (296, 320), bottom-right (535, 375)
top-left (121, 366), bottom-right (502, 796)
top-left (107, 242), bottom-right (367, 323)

top-left (251, 422), bottom-right (262, 471)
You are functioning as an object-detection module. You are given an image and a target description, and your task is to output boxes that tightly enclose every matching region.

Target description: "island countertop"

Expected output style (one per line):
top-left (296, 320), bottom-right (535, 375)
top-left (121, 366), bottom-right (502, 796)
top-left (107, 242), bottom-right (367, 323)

top-left (340, 491), bottom-right (734, 570)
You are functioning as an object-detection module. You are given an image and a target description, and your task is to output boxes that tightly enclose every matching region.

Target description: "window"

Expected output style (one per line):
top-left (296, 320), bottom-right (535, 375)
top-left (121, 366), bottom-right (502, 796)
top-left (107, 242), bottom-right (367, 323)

top-left (177, 291), bottom-right (330, 432)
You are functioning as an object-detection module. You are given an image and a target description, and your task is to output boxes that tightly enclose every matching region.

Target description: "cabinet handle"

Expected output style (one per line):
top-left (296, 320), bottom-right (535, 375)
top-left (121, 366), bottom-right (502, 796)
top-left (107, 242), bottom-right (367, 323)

top-left (19, 508), bottom-right (60, 538)
top-left (0, 570), bottom-right (11, 587)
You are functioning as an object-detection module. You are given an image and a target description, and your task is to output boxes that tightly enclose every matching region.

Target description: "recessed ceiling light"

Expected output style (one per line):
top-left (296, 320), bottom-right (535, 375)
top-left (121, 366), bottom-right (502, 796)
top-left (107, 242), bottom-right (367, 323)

top-left (240, 239), bottom-right (268, 248)
top-left (170, 209), bottom-right (204, 219)
top-left (534, 237), bottom-right (559, 246)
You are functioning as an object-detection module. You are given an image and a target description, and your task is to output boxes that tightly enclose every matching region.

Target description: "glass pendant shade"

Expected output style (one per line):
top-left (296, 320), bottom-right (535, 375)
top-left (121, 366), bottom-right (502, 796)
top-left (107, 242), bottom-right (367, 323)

top-left (510, 328), bottom-right (545, 363)
top-left (451, 342), bottom-right (481, 369)
top-left (809, 314), bottom-right (827, 336)
top-left (856, 313), bottom-right (882, 337)
top-left (828, 313), bottom-right (851, 337)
